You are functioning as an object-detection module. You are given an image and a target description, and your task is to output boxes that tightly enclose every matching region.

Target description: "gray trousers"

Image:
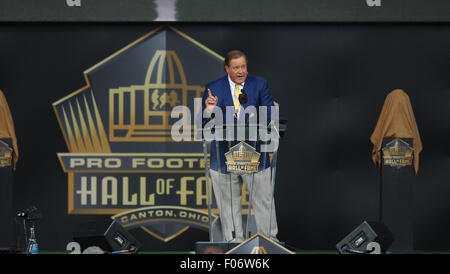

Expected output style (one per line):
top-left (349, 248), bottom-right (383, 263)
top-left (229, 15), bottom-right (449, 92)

top-left (210, 167), bottom-right (278, 242)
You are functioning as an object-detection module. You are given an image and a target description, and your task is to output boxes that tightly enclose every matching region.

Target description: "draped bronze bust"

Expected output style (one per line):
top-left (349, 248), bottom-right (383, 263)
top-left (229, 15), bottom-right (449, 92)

top-left (0, 90), bottom-right (18, 169)
top-left (370, 89), bottom-right (422, 174)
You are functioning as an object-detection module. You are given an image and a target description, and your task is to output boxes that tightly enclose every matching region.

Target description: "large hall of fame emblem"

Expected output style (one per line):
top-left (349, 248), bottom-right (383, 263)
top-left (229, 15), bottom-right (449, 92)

top-left (53, 26), bottom-right (235, 242)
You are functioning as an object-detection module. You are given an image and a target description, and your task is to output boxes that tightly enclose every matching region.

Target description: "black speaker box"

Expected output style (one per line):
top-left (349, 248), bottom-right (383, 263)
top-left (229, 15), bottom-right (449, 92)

top-left (0, 247), bottom-right (21, 254)
top-left (73, 219), bottom-right (142, 252)
top-left (336, 221), bottom-right (394, 254)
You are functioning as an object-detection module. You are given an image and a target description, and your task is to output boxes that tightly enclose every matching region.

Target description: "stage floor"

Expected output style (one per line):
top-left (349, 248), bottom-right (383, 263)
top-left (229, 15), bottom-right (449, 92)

top-left (27, 250), bottom-right (449, 254)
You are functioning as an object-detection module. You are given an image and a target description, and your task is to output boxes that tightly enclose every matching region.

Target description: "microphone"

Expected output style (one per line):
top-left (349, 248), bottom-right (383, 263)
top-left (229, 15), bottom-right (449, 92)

top-left (239, 89), bottom-right (248, 104)
top-left (234, 89), bottom-right (248, 120)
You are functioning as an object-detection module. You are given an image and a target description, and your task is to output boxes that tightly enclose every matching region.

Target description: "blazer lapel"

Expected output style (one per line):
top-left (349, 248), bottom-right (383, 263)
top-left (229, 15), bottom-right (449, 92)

top-left (220, 75), bottom-right (234, 107)
top-left (241, 75), bottom-right (254, 108)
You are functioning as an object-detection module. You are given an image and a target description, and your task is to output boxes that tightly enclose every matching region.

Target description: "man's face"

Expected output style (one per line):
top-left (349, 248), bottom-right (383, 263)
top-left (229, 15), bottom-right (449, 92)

top-left (225, 56), bottom-right (248, 85)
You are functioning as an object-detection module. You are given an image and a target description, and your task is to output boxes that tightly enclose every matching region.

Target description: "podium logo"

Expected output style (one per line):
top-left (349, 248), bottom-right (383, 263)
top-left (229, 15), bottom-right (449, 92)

top-left (225, 141), bottom-right (260, 174)
top-left (66, 0), bottom-right (81, 7)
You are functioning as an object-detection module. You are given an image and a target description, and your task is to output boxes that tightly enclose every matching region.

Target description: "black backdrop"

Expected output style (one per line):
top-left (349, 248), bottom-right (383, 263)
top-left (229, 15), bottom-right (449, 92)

top-left (0, 23), bottom-right (449, 251)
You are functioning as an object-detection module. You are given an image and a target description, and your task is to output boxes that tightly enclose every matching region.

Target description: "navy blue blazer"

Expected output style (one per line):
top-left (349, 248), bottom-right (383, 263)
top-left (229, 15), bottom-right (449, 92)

top-left (201, 75), bottom-right (275, 173)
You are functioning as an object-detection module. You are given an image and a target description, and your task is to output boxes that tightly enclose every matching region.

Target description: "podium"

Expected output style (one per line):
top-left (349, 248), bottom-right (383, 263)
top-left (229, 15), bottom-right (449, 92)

top-left (0, 138), bottom-right (15, 250)
top-left (195, 121), bottom-right (286, 254)
top-left (379, 137), bottom-right (415, 252)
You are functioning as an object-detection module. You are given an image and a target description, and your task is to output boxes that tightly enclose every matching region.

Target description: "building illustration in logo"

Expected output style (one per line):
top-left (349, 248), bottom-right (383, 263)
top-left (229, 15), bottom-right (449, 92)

top-left (225, 141), bottom-right (260, 174)
top-left (109, 50), bottom-right (204, 142)
top-left (52, 26), bottom-right (251, 242)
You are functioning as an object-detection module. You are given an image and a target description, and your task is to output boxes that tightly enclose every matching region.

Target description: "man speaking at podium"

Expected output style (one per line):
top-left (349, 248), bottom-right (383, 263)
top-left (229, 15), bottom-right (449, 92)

top-left (202, 50), bottom-right (279, 243)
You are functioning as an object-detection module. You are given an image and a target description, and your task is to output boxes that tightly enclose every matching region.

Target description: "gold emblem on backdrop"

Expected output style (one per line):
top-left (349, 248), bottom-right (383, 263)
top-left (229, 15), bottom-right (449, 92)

top-left (382, 138), bottom-right (414, 168)
top-left (53, 26), bottom-right (248, 242)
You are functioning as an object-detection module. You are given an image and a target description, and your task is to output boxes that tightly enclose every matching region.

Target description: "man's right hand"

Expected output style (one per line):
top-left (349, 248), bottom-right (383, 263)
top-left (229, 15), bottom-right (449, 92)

top-left (205, 88), bottom-right (218, 113)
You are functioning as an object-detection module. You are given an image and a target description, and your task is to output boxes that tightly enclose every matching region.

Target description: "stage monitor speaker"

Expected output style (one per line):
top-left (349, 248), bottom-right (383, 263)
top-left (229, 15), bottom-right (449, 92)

top-left (336, 221), bottom-right (394, 254)
top-left (73, 219), bottom-right (142, 253)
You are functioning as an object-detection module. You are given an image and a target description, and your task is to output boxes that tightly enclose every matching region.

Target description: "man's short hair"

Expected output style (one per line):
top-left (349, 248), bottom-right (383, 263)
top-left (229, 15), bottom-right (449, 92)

top-left (224, 50), bottom-right (247, 67)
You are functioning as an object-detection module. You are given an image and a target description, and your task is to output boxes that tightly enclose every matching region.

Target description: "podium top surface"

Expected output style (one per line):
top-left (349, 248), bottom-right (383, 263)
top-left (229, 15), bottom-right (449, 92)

top-left (198, 122), bottom-right (287, 141)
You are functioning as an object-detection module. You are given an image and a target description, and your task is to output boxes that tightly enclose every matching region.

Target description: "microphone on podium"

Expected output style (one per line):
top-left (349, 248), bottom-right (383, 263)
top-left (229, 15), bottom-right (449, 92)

top-left (239, 89), bottom-right (248, 105)
top-left (234, 89), bottom-right (248, 120)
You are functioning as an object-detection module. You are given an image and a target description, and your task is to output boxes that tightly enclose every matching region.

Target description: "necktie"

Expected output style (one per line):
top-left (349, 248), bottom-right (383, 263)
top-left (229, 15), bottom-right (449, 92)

top-left (233, 84), bottom-right (241, 120)
top-left (233, 84), bottom-right (241, 111)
